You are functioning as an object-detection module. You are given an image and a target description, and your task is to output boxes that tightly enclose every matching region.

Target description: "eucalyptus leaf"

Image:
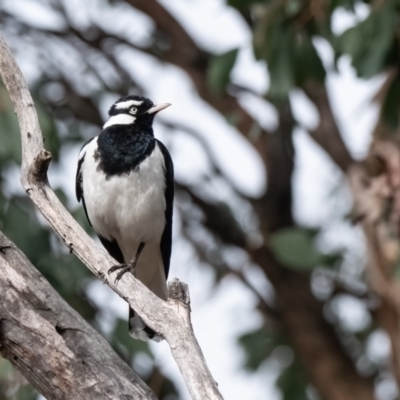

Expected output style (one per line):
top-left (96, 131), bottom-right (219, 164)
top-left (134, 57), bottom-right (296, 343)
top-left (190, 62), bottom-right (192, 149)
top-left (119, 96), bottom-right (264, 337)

top-left (294, 34), bottom-right (325, 85)
top-left (267, 33), bottom-right (295, 99)
top-left (269, 227), bottom-right (323, 270)
top-left (339, 1), bottom-right (396, 78)
top-left (277, 360), bottom-right (308, 400)
top-left (238, 328), bottom-right (285, 371)
top-left (207, 48), bottom-right (239, 95)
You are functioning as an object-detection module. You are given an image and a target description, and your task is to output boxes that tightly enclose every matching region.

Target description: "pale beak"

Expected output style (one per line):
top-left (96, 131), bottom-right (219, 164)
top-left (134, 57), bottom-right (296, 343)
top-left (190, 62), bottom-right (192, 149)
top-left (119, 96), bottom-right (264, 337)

top-left (146, 103), bottom-right (171, 115)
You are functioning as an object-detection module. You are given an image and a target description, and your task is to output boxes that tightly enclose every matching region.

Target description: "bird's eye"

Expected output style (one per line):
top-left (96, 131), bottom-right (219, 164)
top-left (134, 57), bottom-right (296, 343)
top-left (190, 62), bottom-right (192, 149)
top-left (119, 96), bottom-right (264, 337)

top-left (129, 107), bottom-right (137, 114)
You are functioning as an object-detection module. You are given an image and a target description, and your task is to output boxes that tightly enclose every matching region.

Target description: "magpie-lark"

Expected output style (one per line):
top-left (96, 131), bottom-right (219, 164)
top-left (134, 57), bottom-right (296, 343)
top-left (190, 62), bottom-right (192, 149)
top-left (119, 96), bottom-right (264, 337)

top-left (76, 95), bottom-right (173, 341)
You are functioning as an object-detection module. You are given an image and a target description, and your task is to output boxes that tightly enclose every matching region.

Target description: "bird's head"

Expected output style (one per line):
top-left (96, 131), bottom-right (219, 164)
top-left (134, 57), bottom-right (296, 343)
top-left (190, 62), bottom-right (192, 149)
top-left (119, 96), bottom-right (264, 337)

top-left (103, 95), bottom-right (171, 131)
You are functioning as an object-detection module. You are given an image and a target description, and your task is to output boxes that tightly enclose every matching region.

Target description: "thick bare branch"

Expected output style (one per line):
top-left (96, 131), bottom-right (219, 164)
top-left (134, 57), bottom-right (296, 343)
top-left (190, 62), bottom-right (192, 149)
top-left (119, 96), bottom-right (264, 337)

top-left (349, 148), bottom-right (400, 389)
top-left (0, 32), bottom-right (223, 400)
top-left (0, 232), bottom-right (157, 400)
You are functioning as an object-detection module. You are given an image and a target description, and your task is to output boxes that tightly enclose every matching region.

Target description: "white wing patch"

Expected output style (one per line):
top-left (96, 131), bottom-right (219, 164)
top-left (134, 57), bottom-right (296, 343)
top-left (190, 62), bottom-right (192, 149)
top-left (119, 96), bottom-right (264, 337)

top-left (115, 99), bottom-right (143, 109)
top-left (78, 140), bottom-right (92, 161)
top-left (103, 114), bottom-right (136, 129)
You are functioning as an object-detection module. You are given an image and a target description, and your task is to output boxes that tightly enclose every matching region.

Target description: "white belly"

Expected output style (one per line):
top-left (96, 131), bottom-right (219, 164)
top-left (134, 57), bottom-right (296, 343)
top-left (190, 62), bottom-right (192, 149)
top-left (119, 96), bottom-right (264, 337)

top-left (81, 137), bottom-right (167, 257)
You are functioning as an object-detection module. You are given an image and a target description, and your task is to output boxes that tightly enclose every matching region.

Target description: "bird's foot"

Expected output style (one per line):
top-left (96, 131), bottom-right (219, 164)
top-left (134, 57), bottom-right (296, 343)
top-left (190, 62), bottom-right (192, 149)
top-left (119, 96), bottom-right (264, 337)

top-left (107, 242), bottom-right (144, 284)
top-left (108, 262), bottom-right (136, 283)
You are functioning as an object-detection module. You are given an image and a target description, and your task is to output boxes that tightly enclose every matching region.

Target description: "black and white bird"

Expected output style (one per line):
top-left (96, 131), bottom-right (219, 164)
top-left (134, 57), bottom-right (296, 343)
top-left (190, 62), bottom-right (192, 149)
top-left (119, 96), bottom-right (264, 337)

top-left (76, 95), bottom-right (173, 342)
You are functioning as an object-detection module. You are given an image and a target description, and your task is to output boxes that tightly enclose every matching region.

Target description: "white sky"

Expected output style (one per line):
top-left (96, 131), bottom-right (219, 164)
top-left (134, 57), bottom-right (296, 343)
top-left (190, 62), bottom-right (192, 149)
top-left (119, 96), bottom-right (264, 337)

top-left (3, 0), bottom-right (392, 399)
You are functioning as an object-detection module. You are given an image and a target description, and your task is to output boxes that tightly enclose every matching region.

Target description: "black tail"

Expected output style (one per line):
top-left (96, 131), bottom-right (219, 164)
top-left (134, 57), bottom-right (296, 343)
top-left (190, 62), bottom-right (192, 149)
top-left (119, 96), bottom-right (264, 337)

top-left (128, 307), bottom-right (163, 342)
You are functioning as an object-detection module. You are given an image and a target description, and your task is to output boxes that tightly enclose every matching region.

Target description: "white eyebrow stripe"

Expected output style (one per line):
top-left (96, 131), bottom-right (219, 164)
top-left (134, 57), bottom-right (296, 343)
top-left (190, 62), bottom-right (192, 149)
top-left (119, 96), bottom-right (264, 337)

top-left (115, 100), bottom-right (143, 109)
top-left (103, 114), bottom-right (136, 129)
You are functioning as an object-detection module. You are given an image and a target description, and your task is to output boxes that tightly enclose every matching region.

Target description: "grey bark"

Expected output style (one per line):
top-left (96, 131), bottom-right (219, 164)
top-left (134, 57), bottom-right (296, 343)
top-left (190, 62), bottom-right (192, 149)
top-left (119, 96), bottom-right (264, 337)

top-left (0, 232), bottom-right (157, 400)
top-left (0, 32), bottom-right (223, 400)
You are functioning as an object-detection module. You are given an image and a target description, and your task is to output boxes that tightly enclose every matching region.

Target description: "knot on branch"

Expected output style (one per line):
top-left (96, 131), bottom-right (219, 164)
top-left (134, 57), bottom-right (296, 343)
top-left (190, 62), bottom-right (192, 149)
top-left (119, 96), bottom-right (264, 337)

top-left (30, 150), bottom-right (52, 181)
top-left (168, 278), bottom-right (190, 306)
top-left (0, 246), bottom-right (12, 255)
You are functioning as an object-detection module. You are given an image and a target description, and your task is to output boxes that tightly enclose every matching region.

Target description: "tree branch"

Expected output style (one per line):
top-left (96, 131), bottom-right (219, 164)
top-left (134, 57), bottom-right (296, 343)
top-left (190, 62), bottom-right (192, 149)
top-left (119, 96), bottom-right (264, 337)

top-left (0, 32), bottom-right (223, 400)
top-left (0, 231), bottom-right (157, 400)
top-left (304, 82), bottom-right (354, 172)
top-left (349, 150), bottom-right (400, 389)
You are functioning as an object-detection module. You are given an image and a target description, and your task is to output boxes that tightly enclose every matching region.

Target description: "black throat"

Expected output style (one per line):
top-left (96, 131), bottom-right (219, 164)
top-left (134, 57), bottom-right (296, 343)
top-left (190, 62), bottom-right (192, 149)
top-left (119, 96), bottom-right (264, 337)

top-left (96, 124), bottom-right (155, 176)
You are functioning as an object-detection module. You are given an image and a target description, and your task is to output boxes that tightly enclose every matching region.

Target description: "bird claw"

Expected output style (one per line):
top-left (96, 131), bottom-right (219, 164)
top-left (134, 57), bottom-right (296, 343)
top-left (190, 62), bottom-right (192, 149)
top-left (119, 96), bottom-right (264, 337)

top-left (107, 263), bottom-right (136, 284)
top-left (114, 266), bottom-right (130, 283)
top-left (108, 264), bottom-right (126, 274)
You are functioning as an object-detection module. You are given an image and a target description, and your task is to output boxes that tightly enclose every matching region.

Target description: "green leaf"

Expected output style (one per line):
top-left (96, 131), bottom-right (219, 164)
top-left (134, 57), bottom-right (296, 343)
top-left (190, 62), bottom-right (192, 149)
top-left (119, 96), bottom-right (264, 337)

top-left (238, 328), bottom-right (285, 371)
top-left (339, 1), bottom-right (396, 78)
top-left (269, 227), bottom-right (323, 270)
top-left (294, 34), bottom-right (325, 85)
top-left (207, 48), bottom-right (239, 95)
top-left (277, 359), bottom-right (308, 400)
top-left (267, 31), bottom-right (295, 99)
top-left (253, 14), bottom-right (296, 99)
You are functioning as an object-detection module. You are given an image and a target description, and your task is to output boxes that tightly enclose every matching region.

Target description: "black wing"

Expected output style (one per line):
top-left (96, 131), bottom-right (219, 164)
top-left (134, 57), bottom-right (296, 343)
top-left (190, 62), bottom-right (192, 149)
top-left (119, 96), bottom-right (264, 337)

top-left (76, 137), bottom-right (125, 264)
top-left (156, 139), bottom-right (174, 279)
top-left (98, 236), bottom-right (124, 264)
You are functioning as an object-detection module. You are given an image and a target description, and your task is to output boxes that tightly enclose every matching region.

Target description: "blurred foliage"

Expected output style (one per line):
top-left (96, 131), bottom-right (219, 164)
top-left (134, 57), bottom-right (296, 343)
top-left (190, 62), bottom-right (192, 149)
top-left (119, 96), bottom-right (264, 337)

top-left (251, 0), bottom-right (326, 99)
top-left (254, 13), bottom-right (326, 99)
top-left (207, 48), bottom-right (239, 95)
top-left (239, 328), bottom-right (309, 399)
top-left (338, 1), bottom-right (396, 78)
top-left (269, 227), bottom-right (342, 270)
top-left (229, 0), bottom-right (400, 130)
top-left (239, 327), bottom-right (286, 371)
top-left (0, 0), bottom-right (399, 399)
top-left (0, 359), bottom-right (37, 400)
top-left (276, 360), bottom-right (309, 400)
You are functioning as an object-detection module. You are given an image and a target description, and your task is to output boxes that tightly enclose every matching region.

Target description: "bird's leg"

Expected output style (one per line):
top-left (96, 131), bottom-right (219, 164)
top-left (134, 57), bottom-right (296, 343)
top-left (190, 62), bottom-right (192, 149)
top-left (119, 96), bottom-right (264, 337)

top-left (108, 242), bottom-right (145, 283)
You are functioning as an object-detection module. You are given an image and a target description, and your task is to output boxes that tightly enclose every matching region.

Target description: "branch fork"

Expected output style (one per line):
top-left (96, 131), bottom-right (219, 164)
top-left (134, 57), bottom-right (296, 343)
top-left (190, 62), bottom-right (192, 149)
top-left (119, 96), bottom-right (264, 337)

top-left (31, 149), bottom-right (52, 180)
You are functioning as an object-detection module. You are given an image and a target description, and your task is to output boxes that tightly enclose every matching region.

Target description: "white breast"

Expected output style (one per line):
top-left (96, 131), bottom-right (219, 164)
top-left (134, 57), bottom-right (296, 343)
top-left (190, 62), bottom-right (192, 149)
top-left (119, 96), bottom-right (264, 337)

top-left (80, 137), bottom-right (167, 257)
